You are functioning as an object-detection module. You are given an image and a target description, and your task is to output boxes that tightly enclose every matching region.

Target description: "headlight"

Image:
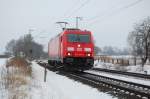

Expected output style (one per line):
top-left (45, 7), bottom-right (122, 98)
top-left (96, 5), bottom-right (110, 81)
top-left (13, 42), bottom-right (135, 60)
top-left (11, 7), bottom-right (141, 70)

top-left (84, 48), bottom-right (91, 52)
top-left (67, 47), bottom-right (74, 51)
top-left (87, 53), bottom-right (91, 56)
top-left (67, 52), bottom-right (71, 56)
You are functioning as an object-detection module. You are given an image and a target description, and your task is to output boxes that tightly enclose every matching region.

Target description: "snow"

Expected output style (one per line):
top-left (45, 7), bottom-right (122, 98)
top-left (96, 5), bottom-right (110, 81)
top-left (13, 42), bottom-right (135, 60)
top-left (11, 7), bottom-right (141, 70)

top-left (0, 58), bottom-right (115, 99)
top-left (94, 61), bottom-right (115, 69)
top-left (126, 65), bottom-right (150, 74)
top-left (86, 70), bottom-right (150, 86)
top-left (94, 60), bottom-right (150, 74)
top-left (0, 58), bottom-right (7, 75)
top-left (0, 58), bottom-right (8, 98)
top-left (0, 58), bottom-right (7, 67)
top-left (0, 58), bottom-right (33, 99)
top-left (2, 57), bottom-right (149, 99)
top-left (93, 60), bottom-right (150, 86)
top-left (31, 61), bottom-right (116, 99)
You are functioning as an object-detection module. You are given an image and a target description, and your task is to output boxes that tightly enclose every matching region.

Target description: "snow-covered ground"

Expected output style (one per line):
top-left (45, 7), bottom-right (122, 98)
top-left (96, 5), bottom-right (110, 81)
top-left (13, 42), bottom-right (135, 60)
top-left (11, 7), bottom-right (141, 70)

top-left (31, 61), bottom-right (116, 99)
top-left (2, 57), bottom-right (149, 99)
top-left (86, 70), bottom-right (150, 86)
top-left (0, 58), bottom-right (7, 76)
top-left (0, 58), bottom-right (8, 99)
top-left (94, 60), bottom-right (150, 74)
top-left (0, 58), bottom-right (7, 67)
top-left (0, 58), bottom-right (116, 99)
top-left (0, 58), bottom-right (32, 99)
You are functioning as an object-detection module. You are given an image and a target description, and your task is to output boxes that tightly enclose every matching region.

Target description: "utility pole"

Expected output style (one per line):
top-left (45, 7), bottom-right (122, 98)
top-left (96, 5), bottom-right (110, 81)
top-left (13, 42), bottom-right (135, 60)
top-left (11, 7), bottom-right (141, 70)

top-left (44, 65), bottom-right (47, 82)
top-left (76, 17), bottom-right (82, 29)
top-left (28, 29), bottom-right (34, 34)
top-left (28, 29), bottom-right (34, 60)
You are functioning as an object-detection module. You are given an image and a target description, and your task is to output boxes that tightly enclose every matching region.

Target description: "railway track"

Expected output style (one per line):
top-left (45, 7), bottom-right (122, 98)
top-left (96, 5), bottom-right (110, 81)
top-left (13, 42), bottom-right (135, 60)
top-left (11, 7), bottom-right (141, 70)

top-left (92, 68), bottom-right (150, 79)
top-left (73, 72), bottom-right (150, 98)
top-left (37, 61), bottom-right (150, 99)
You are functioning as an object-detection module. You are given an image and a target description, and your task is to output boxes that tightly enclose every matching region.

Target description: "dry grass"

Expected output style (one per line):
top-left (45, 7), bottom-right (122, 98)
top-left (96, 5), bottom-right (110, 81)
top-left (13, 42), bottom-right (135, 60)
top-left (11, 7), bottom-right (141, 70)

top-left (3, 75), bottom-right (28, 87)
top-left (0, 57), bottom-right (32, 99)
top-left (6, 57), bottom-right (32, 76)
top-left (6, 57), bottom-right (30, 67)
top-left (96, 56), bottom-right (131, 66)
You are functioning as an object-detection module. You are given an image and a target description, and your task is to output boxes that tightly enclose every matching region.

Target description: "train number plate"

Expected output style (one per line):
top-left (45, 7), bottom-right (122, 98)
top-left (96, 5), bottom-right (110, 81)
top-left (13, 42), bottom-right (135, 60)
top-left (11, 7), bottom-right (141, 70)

top-left (77, 48), bottom-right (82, 51)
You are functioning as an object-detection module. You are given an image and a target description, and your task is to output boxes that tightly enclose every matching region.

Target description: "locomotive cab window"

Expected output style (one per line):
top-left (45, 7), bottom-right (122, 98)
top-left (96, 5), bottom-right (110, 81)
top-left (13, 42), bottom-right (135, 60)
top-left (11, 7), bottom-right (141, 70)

top-left (67, 34), bottom-right (90, 43)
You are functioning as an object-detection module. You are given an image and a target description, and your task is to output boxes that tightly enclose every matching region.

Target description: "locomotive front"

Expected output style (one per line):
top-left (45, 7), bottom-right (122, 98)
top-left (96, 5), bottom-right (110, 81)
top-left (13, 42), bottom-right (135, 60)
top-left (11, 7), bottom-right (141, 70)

top-left (62, 29), bottom-right (94, 70)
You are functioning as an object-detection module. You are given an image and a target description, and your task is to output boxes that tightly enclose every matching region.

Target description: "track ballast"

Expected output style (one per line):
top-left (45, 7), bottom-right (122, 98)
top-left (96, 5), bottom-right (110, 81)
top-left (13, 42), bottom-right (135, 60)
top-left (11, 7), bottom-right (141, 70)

top-left (92, 68), bottom-right (150, 79)
top-left (37, 61), bottom-right (150, 99)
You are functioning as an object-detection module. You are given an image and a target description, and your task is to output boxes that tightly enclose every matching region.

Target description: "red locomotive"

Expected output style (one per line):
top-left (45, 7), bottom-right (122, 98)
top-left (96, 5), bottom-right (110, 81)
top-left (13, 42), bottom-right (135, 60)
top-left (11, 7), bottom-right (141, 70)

top-left (48, 28), bottom-right (94, 71)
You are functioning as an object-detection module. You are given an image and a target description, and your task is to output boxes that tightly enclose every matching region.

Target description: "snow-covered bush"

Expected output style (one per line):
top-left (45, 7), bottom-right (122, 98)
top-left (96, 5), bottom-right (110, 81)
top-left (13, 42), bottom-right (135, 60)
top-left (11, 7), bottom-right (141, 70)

top-left (0, 57), bottom-right (32, 99)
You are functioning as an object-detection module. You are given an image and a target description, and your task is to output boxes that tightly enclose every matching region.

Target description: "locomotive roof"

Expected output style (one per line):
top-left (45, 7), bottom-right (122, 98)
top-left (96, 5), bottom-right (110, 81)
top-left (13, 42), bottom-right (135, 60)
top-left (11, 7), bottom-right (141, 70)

top-left (63, 28), bottom-right (91, 33)
top-left (49, 28), bottom-right (92, 42)
top-left (64, 28), bottom-right (80, 30)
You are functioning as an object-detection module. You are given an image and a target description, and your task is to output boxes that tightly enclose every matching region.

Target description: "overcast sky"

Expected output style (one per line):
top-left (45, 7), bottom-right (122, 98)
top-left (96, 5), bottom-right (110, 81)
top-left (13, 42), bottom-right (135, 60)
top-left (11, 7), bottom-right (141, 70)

top-left (0, 0), bottom-right (150, 53)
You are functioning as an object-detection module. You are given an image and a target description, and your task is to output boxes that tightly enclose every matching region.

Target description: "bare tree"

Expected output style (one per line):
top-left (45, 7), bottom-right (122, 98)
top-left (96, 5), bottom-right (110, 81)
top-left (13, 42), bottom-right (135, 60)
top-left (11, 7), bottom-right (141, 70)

top-left (5, 34), bottom-right (46, 59)
top-left (5, 39), bottom-right (16, 55)
top-left (102, 46), bottom-right (115, 55)
top-left (94, 40), bottom-right (101, 55)
top-left (128, 17), bottom-right (150, 67)
top-left (101, 46), bottom-right (129, 55)
top-left (94, 46), bottom-right (101, 55)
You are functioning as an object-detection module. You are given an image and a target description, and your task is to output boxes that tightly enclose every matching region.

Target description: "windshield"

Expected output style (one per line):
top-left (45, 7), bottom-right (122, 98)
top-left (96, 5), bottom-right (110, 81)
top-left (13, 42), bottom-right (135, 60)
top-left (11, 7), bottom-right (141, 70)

top-left (67, 34), bottom-right (90, 43)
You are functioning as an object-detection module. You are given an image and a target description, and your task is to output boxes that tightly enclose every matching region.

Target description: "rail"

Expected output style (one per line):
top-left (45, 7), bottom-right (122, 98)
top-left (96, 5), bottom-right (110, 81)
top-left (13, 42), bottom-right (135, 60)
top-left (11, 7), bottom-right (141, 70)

top-left (92, 68), bottom-right (150, 79)
top-left (37, 61), bottom-right (150, 99)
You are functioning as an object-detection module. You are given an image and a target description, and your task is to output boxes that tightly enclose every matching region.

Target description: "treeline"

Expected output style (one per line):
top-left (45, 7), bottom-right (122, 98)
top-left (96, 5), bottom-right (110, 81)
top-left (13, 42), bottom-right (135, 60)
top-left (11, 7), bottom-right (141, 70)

top-left (128, 17), bottom-right (150, 66)
top-left (94, 45), bottom-right (129, 56)
top-left (5, 34), bottom-right (47, 59)
top-left (101, 46), bottom-right (129, 55)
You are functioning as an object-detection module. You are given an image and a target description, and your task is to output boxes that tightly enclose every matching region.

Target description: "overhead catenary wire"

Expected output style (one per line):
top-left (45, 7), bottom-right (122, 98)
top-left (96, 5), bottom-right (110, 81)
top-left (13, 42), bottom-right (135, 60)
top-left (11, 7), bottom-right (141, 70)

top-left (63, 0), bottom-right (82, 17)
top-left (33, 0), bottom-right (144, 37)
top-left (23, 0), bottom-right (92, 49)
top-left (33, 0), bottom-right (144, 39)
top-left (66, 0), bottom-right (91, 18)
top-left (86, 0), bottom-right (128, 21)
top-left (86, 0), bottom-right (144, 26)
top-left (54, 0), bottom-right (91, 29)
top-left (32, 16), bottom-right (61, 39)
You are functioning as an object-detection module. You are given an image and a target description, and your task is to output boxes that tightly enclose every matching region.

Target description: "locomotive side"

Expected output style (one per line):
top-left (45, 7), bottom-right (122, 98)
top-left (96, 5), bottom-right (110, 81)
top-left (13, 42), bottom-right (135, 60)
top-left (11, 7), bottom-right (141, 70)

top-left (48, 29), bottom-right (94, 71)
